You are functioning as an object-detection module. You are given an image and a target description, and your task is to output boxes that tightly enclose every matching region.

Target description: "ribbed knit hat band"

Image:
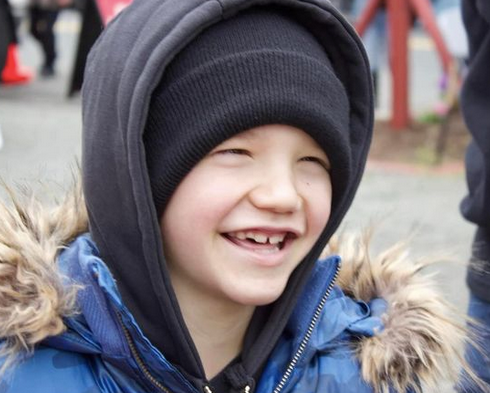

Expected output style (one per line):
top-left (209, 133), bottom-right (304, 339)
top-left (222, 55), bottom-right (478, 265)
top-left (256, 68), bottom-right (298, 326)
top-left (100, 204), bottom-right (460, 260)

top-left (144, 6), bottom-right (351, 216)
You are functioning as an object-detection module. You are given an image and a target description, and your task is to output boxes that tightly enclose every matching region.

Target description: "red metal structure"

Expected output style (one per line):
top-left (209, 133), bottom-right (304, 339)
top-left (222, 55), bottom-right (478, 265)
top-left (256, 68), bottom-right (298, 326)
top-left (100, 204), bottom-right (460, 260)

top-left (96, 0), bottom-right (132, 25)
top-left (355, 0), bottom-right (453, 129)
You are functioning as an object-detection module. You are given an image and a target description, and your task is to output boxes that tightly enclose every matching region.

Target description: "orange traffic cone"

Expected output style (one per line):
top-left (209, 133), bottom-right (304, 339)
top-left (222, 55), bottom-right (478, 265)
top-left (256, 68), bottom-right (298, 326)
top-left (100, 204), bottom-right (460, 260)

top-left (1, 44), bottom-right (33, 85)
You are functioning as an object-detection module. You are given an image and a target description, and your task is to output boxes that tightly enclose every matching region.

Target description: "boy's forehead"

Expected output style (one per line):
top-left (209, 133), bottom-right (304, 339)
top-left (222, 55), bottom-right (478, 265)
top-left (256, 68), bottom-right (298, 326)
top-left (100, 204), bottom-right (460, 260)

top-left (217, 127), bottom-right (266, 146)
top-left (232, 128), bottom-right (261, 141)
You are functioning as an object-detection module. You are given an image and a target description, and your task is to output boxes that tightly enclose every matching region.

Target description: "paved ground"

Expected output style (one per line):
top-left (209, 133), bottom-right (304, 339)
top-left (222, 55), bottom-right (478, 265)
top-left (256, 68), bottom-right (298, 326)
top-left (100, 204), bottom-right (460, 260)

top-left (0, 10), bottom-right (475, 390)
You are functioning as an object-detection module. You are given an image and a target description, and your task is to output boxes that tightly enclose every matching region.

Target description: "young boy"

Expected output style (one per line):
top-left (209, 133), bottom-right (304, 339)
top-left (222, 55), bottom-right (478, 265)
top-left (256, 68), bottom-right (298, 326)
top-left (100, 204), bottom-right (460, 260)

top-left (0, 0), bottom-right (479, 392)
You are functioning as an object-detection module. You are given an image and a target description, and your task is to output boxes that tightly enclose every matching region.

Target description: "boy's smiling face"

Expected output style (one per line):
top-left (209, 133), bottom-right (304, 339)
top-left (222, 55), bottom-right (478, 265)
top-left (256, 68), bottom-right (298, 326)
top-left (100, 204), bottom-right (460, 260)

top-left (161, 124), bottom-right (332, 307)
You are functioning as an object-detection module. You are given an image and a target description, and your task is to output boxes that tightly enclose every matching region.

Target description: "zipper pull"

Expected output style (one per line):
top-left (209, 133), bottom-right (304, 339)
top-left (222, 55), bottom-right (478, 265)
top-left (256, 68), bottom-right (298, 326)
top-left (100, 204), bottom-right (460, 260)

top-left (203, 383), bottom-right (250, 393)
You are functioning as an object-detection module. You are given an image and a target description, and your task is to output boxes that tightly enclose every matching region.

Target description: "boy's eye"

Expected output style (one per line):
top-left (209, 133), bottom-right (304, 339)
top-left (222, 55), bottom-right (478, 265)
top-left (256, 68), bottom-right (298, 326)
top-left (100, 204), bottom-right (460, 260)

top-left (216, 148), bottom-right (251, 156)
top-left (300, 156), bottom-right (331, 171)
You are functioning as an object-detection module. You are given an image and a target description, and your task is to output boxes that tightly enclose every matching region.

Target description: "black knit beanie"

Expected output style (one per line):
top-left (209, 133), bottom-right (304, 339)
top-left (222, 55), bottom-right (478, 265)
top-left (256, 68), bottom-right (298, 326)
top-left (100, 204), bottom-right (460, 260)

top-left (144, 6), bottom-right (350, 216)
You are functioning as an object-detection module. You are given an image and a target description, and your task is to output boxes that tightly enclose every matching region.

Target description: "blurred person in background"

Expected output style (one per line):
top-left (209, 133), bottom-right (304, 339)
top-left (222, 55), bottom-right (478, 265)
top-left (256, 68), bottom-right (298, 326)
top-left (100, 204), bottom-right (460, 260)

top-left (1, 0), bottom-right (33, 85)
top-left (0, 0), bottom-right (17, 150)
top-left (0, 0), bottom-right (13, 70)
top-left (0, 0), bottom-right (18, 74)
top-left (29, 0), bottom-right (70, 77)
top-left (459, 0), bottom-right (490, 390)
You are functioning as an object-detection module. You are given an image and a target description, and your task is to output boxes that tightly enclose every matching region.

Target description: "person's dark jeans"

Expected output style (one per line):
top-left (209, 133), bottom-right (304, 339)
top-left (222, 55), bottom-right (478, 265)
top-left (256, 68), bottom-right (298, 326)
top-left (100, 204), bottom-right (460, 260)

top-left (460, 294), bottom-right (490, 392)
top-left (29, 6), bottom-right (59, 69)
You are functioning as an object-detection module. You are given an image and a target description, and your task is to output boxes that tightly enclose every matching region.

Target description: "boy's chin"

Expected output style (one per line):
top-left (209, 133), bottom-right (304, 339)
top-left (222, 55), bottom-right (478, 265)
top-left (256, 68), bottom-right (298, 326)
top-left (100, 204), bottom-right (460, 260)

top-left (226, 283), bottom-right (287, 307)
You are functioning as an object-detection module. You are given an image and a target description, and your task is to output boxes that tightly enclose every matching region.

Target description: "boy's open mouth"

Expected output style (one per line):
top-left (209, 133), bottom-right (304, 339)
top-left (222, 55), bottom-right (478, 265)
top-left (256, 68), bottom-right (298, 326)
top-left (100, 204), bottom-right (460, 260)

top-left (222, 230), bottom-right (297, 252)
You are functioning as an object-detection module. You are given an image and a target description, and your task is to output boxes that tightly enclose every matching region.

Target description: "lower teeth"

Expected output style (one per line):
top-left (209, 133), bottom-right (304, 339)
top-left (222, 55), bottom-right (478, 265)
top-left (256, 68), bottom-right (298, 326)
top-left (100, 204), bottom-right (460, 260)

top-left (254, 246), bottom-right (280, 254)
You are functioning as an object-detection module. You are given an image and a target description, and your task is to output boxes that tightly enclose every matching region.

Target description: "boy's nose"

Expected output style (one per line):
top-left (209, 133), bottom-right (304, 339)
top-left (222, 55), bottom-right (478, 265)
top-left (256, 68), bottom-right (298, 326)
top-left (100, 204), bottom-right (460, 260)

top-left (248, 168), bottom-right (302, 213)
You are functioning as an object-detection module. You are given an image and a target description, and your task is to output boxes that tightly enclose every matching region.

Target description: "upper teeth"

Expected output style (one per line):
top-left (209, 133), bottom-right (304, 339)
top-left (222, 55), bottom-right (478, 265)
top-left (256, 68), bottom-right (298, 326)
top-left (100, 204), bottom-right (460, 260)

top-left (233, 231), bottom-right (286, 244)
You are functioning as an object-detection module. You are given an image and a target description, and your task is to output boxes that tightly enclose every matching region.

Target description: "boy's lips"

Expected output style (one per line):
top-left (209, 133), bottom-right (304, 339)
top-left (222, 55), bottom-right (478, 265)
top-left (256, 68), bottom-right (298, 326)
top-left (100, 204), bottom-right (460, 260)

top-left (221, 227), bottom-right (299, 256)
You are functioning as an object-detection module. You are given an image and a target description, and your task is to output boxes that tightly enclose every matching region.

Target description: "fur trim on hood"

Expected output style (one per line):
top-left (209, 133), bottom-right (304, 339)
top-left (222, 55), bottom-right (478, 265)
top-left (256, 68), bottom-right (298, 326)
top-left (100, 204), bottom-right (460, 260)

top-left (0, 181), bottom-right (86, 375)
top-left (0, 183), bottom-right (480, 392)
top-left (325, 234), bottom-right (483, 393)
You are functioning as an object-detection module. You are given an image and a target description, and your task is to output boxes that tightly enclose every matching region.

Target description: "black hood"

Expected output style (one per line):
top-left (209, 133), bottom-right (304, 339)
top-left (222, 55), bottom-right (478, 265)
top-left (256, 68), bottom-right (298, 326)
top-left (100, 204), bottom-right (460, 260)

top-left (82, 0), bottom-right (373, 391)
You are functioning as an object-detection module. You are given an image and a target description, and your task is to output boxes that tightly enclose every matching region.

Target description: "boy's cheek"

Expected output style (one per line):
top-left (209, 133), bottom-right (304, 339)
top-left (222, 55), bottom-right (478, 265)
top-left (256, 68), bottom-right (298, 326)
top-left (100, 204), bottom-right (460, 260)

top-left (305, 193), bottom-right (332, 230)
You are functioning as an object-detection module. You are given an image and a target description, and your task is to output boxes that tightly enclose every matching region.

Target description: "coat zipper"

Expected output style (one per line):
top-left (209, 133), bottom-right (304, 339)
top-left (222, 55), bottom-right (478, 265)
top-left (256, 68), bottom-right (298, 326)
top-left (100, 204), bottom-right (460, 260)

top-left (272, 262), bottom-right (341, 393)
top-left (119, 314), bottom-right (251, 393)
top-left (118, 313), bottom-right (173, 393)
